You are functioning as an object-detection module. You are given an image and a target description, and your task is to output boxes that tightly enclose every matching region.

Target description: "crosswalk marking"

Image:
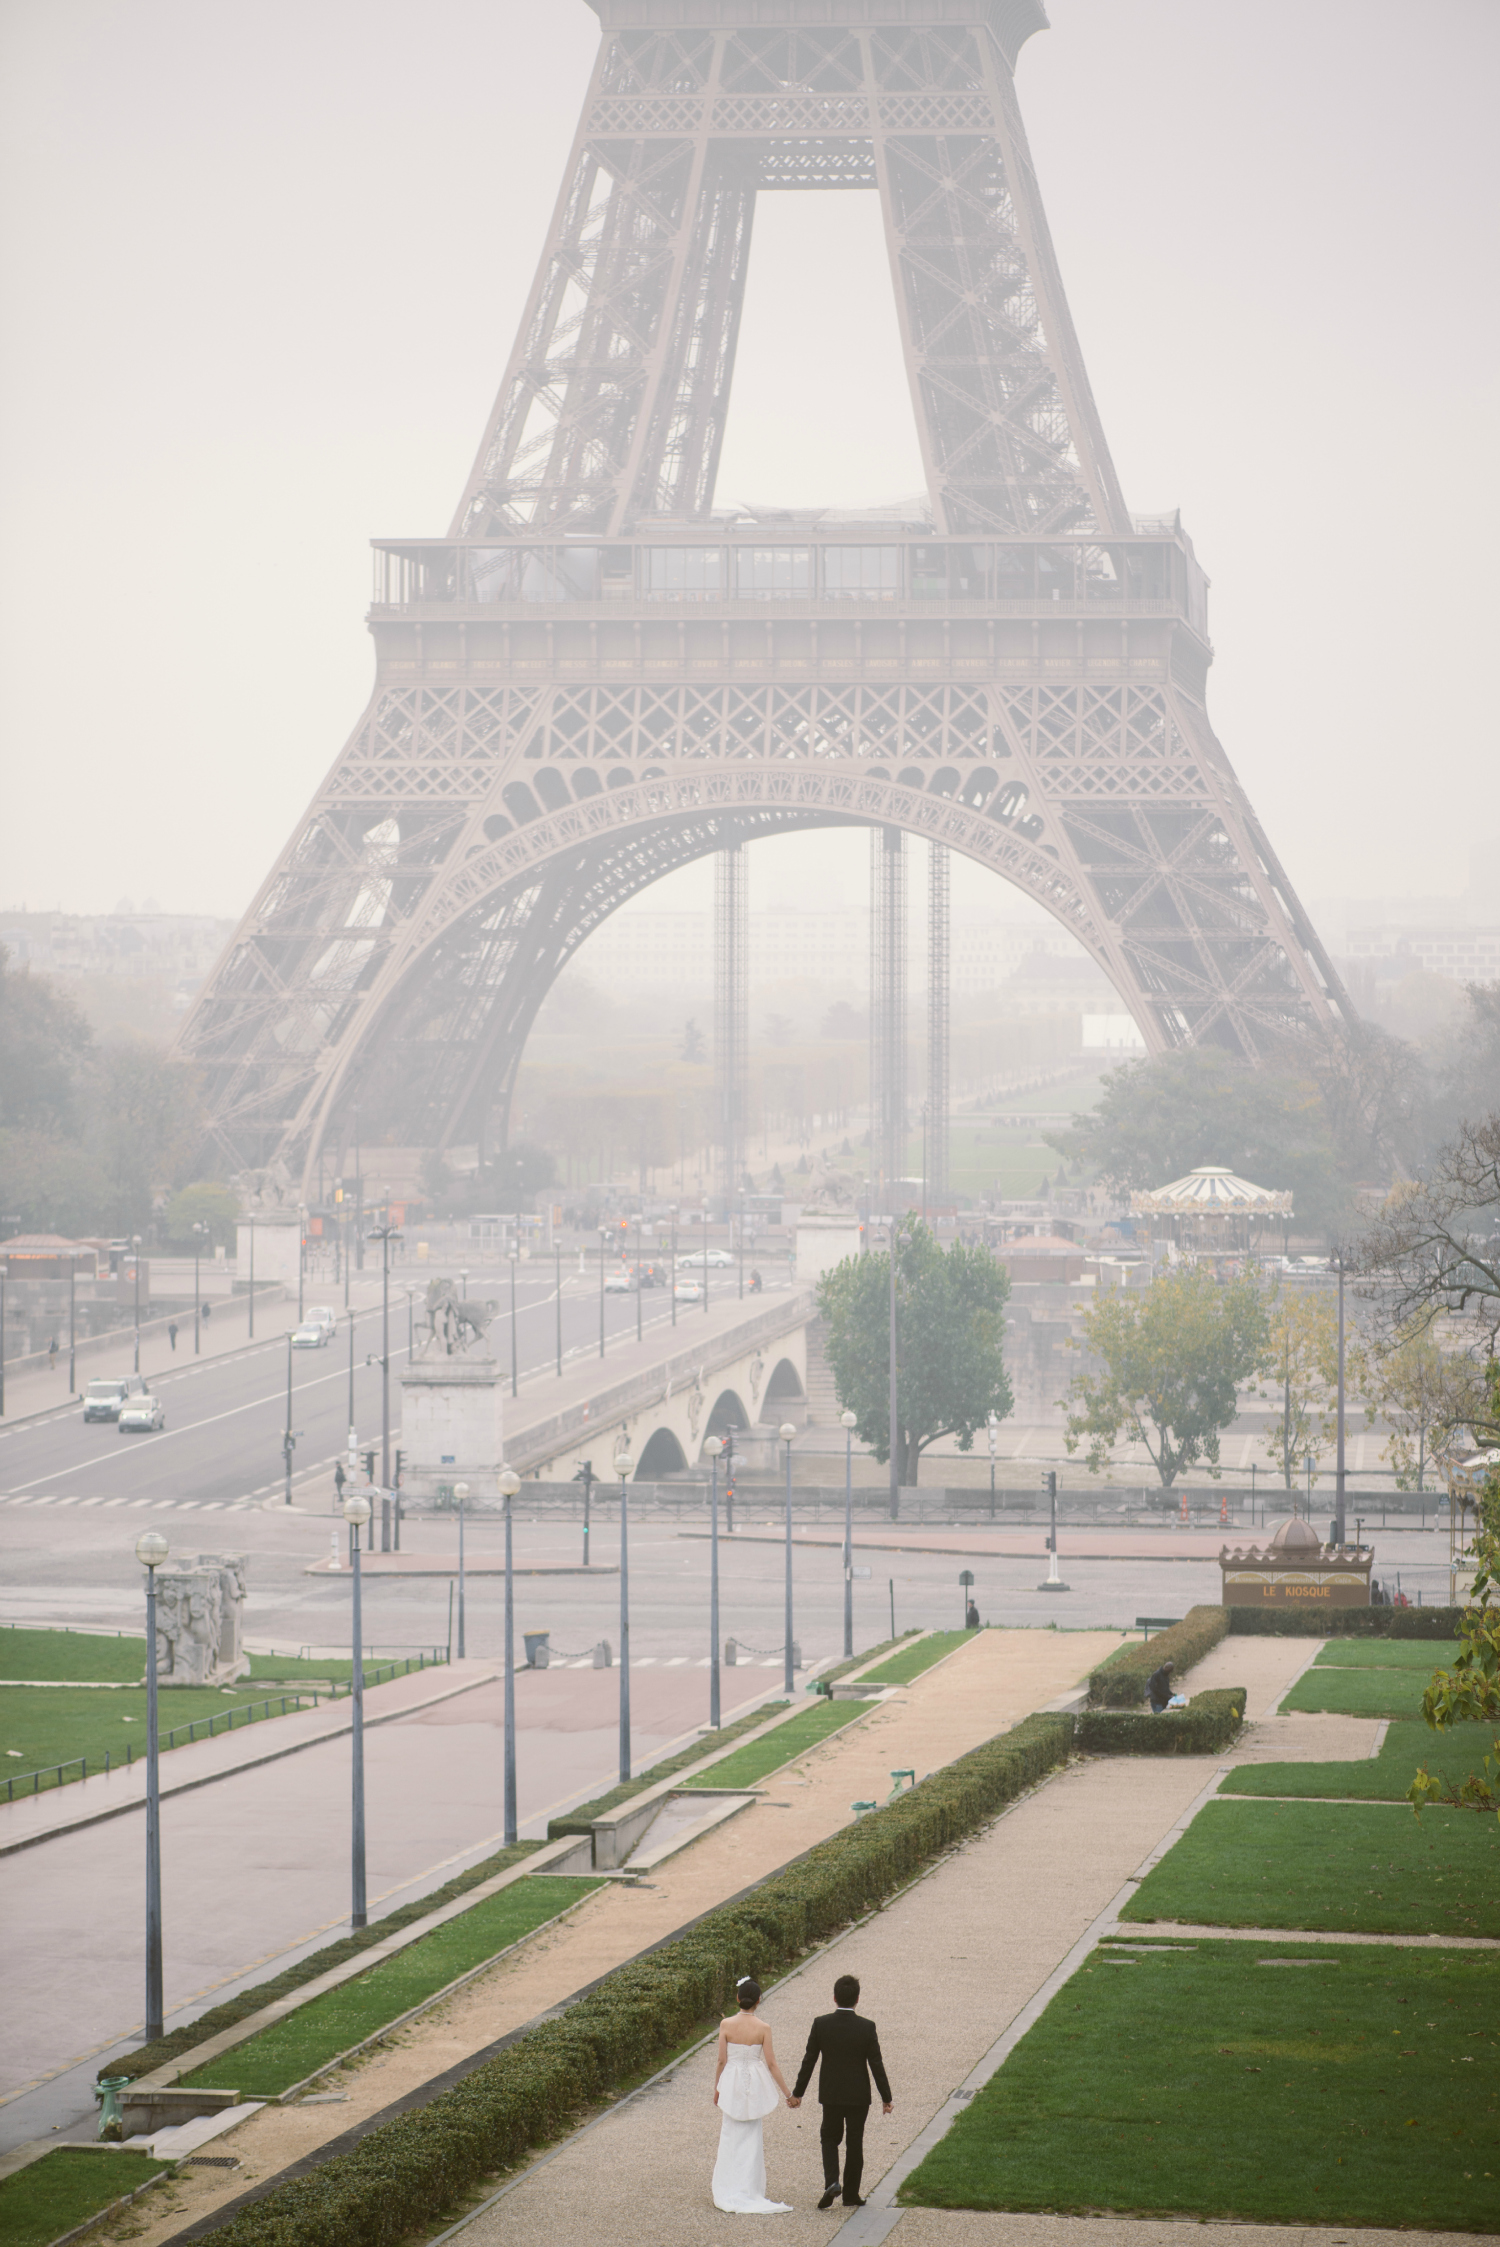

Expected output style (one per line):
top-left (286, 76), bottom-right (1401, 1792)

top-left (664, 1656), bottom-right (688, 1666)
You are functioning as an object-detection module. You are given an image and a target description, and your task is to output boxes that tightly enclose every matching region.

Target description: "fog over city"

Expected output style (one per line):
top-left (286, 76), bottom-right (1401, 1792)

top-left (2, 0), bottom-right (1496, 933)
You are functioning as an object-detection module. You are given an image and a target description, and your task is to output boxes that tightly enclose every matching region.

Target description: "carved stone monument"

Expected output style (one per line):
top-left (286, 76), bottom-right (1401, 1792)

top-left (398, 1278), bottom-right (507, 1505)
top-left (151, 1552), bottom-right (250, 1685)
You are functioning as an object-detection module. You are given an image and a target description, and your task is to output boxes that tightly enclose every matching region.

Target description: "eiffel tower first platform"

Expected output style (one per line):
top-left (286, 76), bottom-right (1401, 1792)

top-left (181, 0), bottom-right (1352, 1188)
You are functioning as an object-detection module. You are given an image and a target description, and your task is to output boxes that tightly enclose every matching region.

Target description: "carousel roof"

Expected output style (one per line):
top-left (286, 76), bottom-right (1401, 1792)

top-left (1130, 1165), bottom-right (1293, 1217)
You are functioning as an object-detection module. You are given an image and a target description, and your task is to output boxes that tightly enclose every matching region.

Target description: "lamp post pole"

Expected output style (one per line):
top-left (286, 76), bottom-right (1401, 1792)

top-left (705, 1437), bottom-right (723, 1727)
top-left (702, 1210), bottom-right (709, 1315)
top-left (454, 1480), bottom-right (469, 1660)
top-left (68, 1253), bottom-right (77, 1394)
top-left (598, 1228), bottom-right (606, 1358)
top-left (343, 1493), bottom-right (370, 1927)
top-left (987, 1410), bottom-right (997, 1514)
top-left (1334, 1252), bottom-right (1347, 1546)
top-left (132, 1234), bottom-right (142, 1372)
top-left (371, 1222), bottom-right (397, 1491)
top-left (298, 1206), bottom-right (307, 1323)
top-left (283, 1332), bottom-right (295, 1505)
top-left (634, 1216), bottom-right (643, 1344)
top-left (841, 1408), bottom-right (857, 1659)
top-left (781, 1421), bottom-right (798, 1692)
top-left (192, 1223), bottom-right (204, 1357)
top-left (508, 1251), bottom-right (519, 1398)
top-left (888, 1219), bottom-right (900, 1522)
top-left (500, 1467), bottom-right (521, 1842)
top-left (247, 1217), bottom-right (255, 1341)
top-left (669, 1207), bottom-right (677, 1327)
top-left (616, 1446), bottom-right (634, 1780)
top-left (136, 1530), bottom-right (169, 2041)
top-left (554, 1240), bottom-right (563, 1376)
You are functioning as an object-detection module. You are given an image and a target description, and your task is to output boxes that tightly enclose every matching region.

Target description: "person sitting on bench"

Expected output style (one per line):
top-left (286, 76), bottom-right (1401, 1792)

top-left (1147, 1659), bottom-right (1176, 1713)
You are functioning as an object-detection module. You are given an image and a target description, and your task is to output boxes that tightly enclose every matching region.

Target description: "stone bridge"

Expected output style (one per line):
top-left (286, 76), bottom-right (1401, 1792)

top-left (504, 1291), bottom-right (813, 1486)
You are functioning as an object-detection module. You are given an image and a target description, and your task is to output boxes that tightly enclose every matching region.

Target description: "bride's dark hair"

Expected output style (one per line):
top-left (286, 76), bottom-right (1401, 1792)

top-left (735, 1976), bottom-right (761, 2009)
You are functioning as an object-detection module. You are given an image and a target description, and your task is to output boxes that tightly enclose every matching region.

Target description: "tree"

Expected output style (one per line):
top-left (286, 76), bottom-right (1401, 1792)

top-left (1410, 1366), bottom-right (1500, 1826)
top-left (163, 1181), bottom-right (241, 1253)
top-left (1063, 1265), bottom-right (1269, 1486)
top-left (816, 1222), bottom-right (1012, 1484)
top-left (1354, 1116), bottom-right (1500, 1364)
top-left (821, 1001), bottom-right (865, 1040)
top-left (1251, 1286), bottom-right (1365, 1490)
top-left (88, 1042), bottom-right (204, 1233)
top-left (1360, 1322), bottom-right (1484, 1493)
top-left (1046, 1047), bottom-right (1348, 1239)
top-left (0, 1129), bottom-right (114, 1238)
top-left (0, 946), bottom-right (94, 1132)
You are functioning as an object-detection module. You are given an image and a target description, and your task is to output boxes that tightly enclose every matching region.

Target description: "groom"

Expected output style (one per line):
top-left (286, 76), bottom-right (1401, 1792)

top-left (788, 1974), bottom-right (893, 2210)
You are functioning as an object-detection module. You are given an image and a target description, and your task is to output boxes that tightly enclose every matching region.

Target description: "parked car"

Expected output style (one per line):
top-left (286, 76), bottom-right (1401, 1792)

top-left (674, 1277), bottom-right (704, 1303)
top-left (291, 1321), bottom-right (332, 1348)
top-left (676, 1249), bottom-right (736, 1270)
top-left (82, 1375), bottom-right (147, 1424)
top-left (118, 1394), bottom-right (166, 1433)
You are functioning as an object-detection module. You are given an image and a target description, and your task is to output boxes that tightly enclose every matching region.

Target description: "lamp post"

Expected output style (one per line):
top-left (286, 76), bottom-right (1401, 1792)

top-left (353, 1106), bottom-right (363, 1272)
top-left (369, 1221), bottom-right (399, 1490)
top-left (192, 1221), bottom-right (206, 1357)
top-left (342, 1492), bottom-right (371, 1927)
top-left (67, 1250), bottom-right (77, 1395)
top-left (840, 1408), bottom-right (857, 1659)
top-left (633, 1216), bottom-right (643, 1345)
top-left (454, 1480), bottom-right (469, 1660)
top-left (669, 1206), bottom-right (677, 1328)
top-left (499, 1466), bottom-right (522, 1843)
top-left (247, 1217), bottom-right (255, 1341)
top-left (598, 1228), bottom-right (607, 1358)
top-left (554, 1239), bottom-right (563, 1376)
top-left (701, 1209), bottom-right (710, 1314)
top-left (887, 1218), bottom-right (901, 1522)
top-left (283, 1331), bottom-right (296, 1504)
top-left (297, 1204), bottom-right (308, 1323)
top-left (615, 1444), bottom-right (634, 1780)
top-left (987, 1409), bottom-right (997, 1514)
top-left (406, 1287), bottom-right (415, 1361)
top-left (705, 1436), bottom-right (723, 1727)
top-left (1334, 1250), bottom-right (1347, 1546)
top-left (738, 1193), bottom-right (745, 1300)
top-left (131, 1234), bottom-right (142, 1372)
top-left (136, 1529), bottom-right (169, 2041)
top-left (346, 1304), bottom-right (356, 1450)
top-left (780, 1422), bottom-right (798, 1692)
top-left (507, 1249), bottom-right (519, 1398)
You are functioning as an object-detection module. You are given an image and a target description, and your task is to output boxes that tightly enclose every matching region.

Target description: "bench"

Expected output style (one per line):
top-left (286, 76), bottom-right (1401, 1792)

top-left (1135, 1616), bottom-right (1181, 1640)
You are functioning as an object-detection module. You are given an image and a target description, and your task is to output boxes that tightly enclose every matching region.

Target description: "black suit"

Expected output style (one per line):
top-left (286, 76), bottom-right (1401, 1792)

top-left (793, 2009), bottom-right (892, 2202)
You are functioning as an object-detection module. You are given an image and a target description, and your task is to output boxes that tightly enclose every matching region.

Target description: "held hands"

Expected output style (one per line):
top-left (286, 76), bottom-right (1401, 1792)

top-left (786, 2095), bottom-right (801, 2108)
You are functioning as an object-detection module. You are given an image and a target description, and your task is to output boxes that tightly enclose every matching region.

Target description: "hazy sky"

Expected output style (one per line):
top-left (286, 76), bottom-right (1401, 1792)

top-left (2, 0), bottom-right (1496, 928)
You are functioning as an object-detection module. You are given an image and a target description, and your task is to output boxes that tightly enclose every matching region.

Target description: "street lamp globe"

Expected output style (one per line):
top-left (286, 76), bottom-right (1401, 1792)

top-left (343, 1493), bottom-right (372, 1527)
top-left (453, 1480), bottom-right (470, 1505)
top-left (135, 1530), bottom-right (169, 1570)
top-left (704, 1436), bottom-right (723, 1458)
top-left (779, 1423), bottom-right (797, 1443)
top-left (613, 1447), bottom-right (634, 1480)
top-left (840, 1409), bottom-right (857, 1432)
top-left (498, 1468), bottom-right (521, 1500)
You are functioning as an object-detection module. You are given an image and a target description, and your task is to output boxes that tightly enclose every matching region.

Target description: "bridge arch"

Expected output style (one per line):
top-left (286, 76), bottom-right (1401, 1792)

top-left (634, 1425), bottom-right (688, 1479)
top-left (763, 1357), bottom-right (806, 1411)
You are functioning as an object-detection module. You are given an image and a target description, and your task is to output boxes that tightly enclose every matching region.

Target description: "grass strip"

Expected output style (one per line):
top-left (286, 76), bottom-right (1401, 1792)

top-left (0, 1683), bottom-right (331, 1795)
top-left (546, 1699), bottom-right (788, 1836)
top-left (189, 1711), bottom-right (1076, 2247)
top-left (180, 1877), bottom-right (602, 2098)
top-left (0, 1625), bottom-right (146, 1682)
top-left (1310, 1638), bottom-right (1461, 1672)
top-left (899, 1936), bottom-right (1500, 2229)
top-left (1281, 1667), bottom-right (1430, 1719)
top-left (1123, 1798), bottom-right (1500, 1937)
top-left (1221, 1720), bottom-right (1497, 1802)
top-left (678, 1698), bottom-right (867, 1787)
top-left (860, 1629), bottom-right (975, 1686)
top-left (102, 1842), bottom-right (541, 2087)
top-left (0, 2148), bottom-right (172, 2247)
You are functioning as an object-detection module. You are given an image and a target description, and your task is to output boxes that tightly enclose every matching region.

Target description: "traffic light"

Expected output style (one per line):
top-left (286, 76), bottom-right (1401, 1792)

top-left (362, 1448), bottom-right (377, 1483)
top-left (394, 1449), bottom-right (405, 1487)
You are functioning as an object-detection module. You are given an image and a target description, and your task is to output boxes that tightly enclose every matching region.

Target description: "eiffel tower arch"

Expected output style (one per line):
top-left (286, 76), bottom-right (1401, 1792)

top-left (180, 0), bottom-right (1352, 1189)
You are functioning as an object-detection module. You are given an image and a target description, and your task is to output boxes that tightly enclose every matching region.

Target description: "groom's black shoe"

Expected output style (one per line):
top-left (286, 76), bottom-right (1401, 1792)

top-left (817, 2185), bottom-right (840, 2210)
top-left (842, 2196), bottom-right (867, 2208)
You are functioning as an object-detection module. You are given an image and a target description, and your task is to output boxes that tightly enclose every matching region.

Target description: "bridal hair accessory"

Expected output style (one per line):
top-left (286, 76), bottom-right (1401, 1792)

top-left (736, 1975), bottom-right (754, 1992)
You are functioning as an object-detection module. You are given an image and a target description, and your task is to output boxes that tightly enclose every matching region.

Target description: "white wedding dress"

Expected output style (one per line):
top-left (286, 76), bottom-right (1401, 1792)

top-left (712, 2042), bottom-right (793, 2214)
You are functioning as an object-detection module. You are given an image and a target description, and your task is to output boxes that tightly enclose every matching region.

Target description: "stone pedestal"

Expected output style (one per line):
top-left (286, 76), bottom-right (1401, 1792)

top-left (795, 1212), bottom-right (861, 1286)
top-left (236, 1213), bottom-right (301, 1291)
top-left (399, 1354), bottom-right (506, 1504)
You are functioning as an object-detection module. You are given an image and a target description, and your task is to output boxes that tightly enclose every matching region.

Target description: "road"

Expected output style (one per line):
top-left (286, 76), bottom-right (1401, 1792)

top-left (0, 1259), bottom-right (775, 1512)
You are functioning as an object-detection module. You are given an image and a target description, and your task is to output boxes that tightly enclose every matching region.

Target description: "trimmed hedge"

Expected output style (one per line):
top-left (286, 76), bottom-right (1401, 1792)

top-left (547, 1700), bottom-right (789, 1837)
top-left (1077, 1687), bottom-right (1246, 1757)
top-left (100, 1842), bottom-right (541, 2088)
top-left (1226, 1605), bottom-right (1470, 1639)
top-left (1088, 1606), bottom-right (1228, 1706)
top-left (191, 1711), bottom-right (1076, 2247)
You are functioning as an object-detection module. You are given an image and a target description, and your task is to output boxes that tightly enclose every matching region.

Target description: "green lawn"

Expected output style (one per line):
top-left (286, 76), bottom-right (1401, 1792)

top-left (860, 1630), bottom-right (977, 1686)
top-left (1221, 1721), bottom-right (1498, 1803)
top-left (0, 1674), bottom-right (400, 1797)
top-left (1281, 1666), bottom-right (1431, 1719)
top-left (900, 1937), bottom-right (1500, 2229)
top-left (679, 1698), bottom-right (869, 1788)
top-left (1123, 1799), bottom-right (1500, 1937)
top-left (1312, 1639), bottom-right (1462, 1672)
top-left (181, 1875), bottom-right (602, 2098)
top-left (0, 1625), bottom-right (145, 1681)
top-left (0, 2149), bottom-right (172, 2247)
top-left (550, 1700), bottom-right (790, 1835)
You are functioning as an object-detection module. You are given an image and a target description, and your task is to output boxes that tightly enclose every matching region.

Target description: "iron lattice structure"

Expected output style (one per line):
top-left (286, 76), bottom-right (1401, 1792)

top-left (870, 826), bottom-right (908, 1199)
top-left (180, 0), bottom-right (1352, 1188)
top-left (926, 841), bottom-right (951, 1206)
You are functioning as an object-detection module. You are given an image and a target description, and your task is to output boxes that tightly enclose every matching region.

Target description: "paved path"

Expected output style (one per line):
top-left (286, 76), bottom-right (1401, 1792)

top-left (116, 1625), bottom-right (1123, 2246)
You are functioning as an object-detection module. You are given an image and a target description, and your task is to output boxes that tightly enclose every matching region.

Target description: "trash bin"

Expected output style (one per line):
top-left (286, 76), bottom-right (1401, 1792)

top-left (524, 1632), bottom-right (550, 1669)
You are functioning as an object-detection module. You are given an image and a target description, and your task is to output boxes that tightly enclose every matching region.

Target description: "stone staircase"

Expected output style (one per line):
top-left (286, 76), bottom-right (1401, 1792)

top-left (802, 1316), bottom-right (842, 1426)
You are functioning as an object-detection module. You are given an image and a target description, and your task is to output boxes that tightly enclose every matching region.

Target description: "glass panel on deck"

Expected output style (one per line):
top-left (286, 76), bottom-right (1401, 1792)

top-left (735, 547), bottom-right (811, 596)
top-left (644, 547), bottom-right (724, 599)
top-left (822, 546), bottom-right (900, 597)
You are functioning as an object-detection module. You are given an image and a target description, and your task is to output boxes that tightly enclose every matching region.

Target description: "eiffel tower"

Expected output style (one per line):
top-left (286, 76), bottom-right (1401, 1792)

top-left (182, 0), bottom-right (1352, 1190)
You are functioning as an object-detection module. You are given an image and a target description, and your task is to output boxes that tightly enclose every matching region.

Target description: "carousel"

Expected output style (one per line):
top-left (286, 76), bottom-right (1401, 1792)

top-left (1131, 1165), bottom-right (1293, 1260)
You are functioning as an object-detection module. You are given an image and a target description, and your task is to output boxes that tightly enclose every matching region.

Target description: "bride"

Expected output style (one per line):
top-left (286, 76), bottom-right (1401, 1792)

top-left (711, 1976), bottom-right (795, 2214)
